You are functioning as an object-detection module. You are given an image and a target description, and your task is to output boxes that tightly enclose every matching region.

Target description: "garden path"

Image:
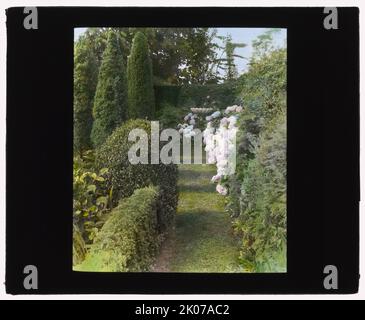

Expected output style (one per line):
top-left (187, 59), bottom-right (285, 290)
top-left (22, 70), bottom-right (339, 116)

top-left (151, 163), bottom-right (241, 272)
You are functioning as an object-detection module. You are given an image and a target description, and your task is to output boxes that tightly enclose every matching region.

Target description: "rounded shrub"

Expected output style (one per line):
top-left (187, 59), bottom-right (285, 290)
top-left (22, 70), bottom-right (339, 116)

top-left (91, 31), bottom-right (128, 147)
top-left (95, 119), bottom-right (178, 233)
top-left (127, 32), bottom-right (155, 119)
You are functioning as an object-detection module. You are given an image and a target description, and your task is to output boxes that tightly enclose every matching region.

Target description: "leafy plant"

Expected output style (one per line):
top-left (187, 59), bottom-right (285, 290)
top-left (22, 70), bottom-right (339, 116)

top-left (73, 223), bottom-right (87, 266)
top-left (156, 102), bottom-right (185, 129)
top-left (73, 151), bottom-right (112, 244)
top-left (232, 113), bottom-right (286, 272)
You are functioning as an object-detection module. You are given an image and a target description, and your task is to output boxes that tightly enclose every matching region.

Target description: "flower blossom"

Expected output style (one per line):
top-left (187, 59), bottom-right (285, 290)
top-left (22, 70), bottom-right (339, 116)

top-left (211, 174), bottom-right (221, 183)
top-left (211, 111), bottom-right (221, 119)
top-left (216, 184), bottom-right (228, 195)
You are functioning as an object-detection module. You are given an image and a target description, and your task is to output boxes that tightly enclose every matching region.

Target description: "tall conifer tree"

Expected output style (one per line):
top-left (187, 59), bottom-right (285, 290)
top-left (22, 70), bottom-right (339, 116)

top-left (91, 31), bottom-right (128, 147)
top-left (73, 37), bottom-right (98, 153)
top-left (127, 32), bottom-right (155, 119)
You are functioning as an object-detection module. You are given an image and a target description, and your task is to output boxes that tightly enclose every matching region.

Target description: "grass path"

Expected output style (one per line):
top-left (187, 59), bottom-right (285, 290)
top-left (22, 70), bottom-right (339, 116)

top-left (151, 164), bottom-right (241, 273)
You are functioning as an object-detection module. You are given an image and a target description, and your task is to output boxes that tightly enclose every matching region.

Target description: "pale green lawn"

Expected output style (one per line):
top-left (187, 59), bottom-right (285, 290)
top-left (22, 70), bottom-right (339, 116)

top-left (153, 164), bottom-right (242, 273)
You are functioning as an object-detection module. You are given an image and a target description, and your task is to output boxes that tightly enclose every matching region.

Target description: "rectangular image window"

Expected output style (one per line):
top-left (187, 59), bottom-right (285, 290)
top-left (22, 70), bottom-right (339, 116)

top-left (72, 27), bottom-right (287, 273)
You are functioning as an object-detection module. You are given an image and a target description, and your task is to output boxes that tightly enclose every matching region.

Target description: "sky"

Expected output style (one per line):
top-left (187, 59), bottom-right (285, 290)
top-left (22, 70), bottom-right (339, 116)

top-left (74, 27), bottom-right (286, 74)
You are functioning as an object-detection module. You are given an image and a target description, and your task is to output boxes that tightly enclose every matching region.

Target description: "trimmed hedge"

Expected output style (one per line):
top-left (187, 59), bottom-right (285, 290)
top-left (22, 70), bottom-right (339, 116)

top-left (154, 85), bottom-right (181, 112)
top-left (95, 119), bottom-right (178, 233)
top-left (178, 82), bottom-right (239, 110)
top-left (154, 82), bottom-right (239, 112)
top-left (75, 186), bottom-right (160, 272)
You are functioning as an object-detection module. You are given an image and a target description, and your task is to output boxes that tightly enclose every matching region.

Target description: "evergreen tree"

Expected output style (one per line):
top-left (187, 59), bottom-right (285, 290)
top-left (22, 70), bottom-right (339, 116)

top-left (127, 32), bottom-right (155, 119)
top-left (215, 34), bottom-right (246, 81)
top-left (91, 31), bottom-right (128, 147)
top-left (73, 37), bottom-right (98, 153)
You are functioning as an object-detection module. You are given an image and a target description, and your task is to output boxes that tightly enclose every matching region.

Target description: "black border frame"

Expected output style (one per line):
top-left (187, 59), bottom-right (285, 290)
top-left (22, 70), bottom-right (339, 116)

top-left (6, 7), bottom-right (359, 294)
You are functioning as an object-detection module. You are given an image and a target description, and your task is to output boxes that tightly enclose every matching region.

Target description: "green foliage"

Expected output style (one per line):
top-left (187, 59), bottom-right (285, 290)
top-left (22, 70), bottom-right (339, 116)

top-left (79, 27), bottom-right (224, 85)
top-left (95, 119), bottom-right (178, 233)
top-left (233, 114), bottom-right (286, 272)
top-left (156, 103), bottom-right (185, 129)
top-left (73, 151), bottom-right (112, 244)
top-left (81, 28), bottom-right (129, 68)
top-left (154, 85), bottom-right (181, 112)
top-left (91, 31), bottom-right (128, 147)
top-left (73, 27), bottom-right (287, 272)
top-left (238, 48), bottom-right (286, 122)
top-left (178, 28), bottom-right (220, 84)
top-left (146, 28), bottom-right (220, 84)
top-left (153, 82), bottom-right (238, 112)
top-left (141, 28), bottom-right (198, 84)
top-left (73, 37), bottom-right (98, 153)
top-left (168, 164), bottom-right (241, 272)
top-left (73, 223), bottom-right (87, 266)
top-left (251, 29), bottom-right (281, 60)
top-left (127, 32), bottom-right (155, 119)
top-left (178, 82), bottom-right (239, 110)
top-left (215, 34), bottom-right (246, 81)
top-left (227, 33), bottom-right (287, 272)
top-left (75, 186), bottom-right (160, 272)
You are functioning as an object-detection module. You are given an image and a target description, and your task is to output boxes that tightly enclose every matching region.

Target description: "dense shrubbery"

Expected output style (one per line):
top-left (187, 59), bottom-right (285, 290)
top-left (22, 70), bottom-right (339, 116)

top-left (95, 119), bottom-right (178, 233)
top-left (73, 151), bottom-right (113, 265)
top-left (127, 32), bottom-right (155, 119)
top-left (75, 186), bottom-right (160, 272)
top-left (226, 35), bottom-right (287, 272)
top-left (232, 113), bottom-right (286, 272)
top-left (156, 102), bottom-right (185, 129)
top-left (91, 31), bottom-right (128, 147)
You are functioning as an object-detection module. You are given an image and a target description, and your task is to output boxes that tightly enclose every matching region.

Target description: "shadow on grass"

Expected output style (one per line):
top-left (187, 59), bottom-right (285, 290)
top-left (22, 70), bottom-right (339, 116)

top-left (178, 183), bottom-right (215, 193)
top-left (171, 210), bottom-right (241, 273)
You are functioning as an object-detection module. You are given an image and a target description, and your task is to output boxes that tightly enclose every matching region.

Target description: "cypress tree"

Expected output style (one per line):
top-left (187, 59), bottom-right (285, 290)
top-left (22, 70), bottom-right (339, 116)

top-left (73, 37), bottom-right (98, 153)
top-left (127, 32), bottom-right (155, 119)
top-left (91, 31), bottom-right (128, 147)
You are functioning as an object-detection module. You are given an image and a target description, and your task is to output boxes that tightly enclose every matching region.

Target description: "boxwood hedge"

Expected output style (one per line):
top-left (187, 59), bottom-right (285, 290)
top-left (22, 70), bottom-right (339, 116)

top-left (75, 186), bottom-right (160, 272)
top-left (95, 119), bottom-right (178, 233)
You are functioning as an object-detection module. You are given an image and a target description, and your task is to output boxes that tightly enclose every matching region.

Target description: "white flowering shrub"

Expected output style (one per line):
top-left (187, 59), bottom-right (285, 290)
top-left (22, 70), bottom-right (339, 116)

top-left (179, 105), bottom-right (243, 195)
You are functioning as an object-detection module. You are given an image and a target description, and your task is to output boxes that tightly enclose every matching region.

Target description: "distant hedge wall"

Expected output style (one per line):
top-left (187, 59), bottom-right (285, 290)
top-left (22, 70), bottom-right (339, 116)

top-left (154, 81), bottom-right (239, 111)
top-left (75, 186), bottom-right (160, 272)
top-left (154, 85), bottom-right (181, 112)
